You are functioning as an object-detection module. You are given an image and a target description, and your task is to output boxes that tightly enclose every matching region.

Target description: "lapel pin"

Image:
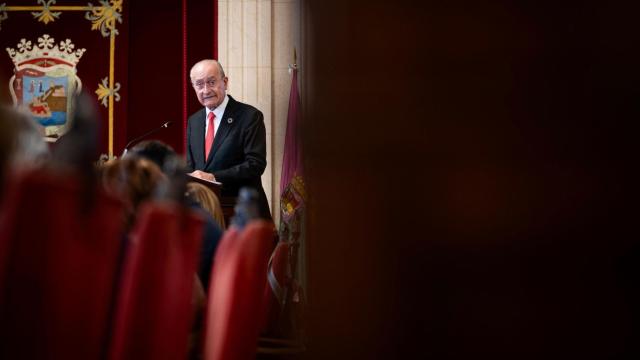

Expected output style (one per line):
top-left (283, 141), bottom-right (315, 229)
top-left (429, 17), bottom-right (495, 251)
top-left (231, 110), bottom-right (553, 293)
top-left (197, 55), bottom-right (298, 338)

top-left (227, 118), bottom-right (234, 124)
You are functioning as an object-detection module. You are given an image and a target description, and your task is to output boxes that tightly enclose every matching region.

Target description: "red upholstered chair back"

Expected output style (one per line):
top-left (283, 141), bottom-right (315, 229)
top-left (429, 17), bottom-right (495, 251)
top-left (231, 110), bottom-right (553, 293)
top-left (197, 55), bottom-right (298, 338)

top-left (0, 169), bottom-right (125, 359)
top-left (256, 239), bottom-right (307, 356)
top-left (260, 240), bottom-right (291, 335)
top-left (204, 220), bottom-right (274, 360)
top-left (108, 202), bottom-right (204, 360)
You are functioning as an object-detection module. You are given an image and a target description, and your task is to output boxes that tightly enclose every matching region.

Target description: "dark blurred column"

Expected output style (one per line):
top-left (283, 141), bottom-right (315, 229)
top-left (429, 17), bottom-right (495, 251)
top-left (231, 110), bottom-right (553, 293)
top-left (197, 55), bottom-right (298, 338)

top-left (302, 0), bottom-right (636, 358)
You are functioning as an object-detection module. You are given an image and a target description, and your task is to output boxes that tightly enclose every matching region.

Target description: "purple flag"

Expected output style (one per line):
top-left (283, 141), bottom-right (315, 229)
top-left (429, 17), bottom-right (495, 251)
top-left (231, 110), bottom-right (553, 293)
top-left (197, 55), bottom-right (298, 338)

top-left (280, 67), bottom-right (302, 193)
top-left (279, 67), bottom-right (305, 234)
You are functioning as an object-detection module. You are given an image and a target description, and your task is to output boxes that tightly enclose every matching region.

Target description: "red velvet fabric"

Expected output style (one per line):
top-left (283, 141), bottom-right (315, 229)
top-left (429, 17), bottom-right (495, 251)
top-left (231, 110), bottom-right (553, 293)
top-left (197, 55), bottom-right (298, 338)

top-left (108, 202), bottom-right (204, 360)
top-left (204, 220), bottom-right (274, 360)
top-left (0, 169), bottom-right (125, 359)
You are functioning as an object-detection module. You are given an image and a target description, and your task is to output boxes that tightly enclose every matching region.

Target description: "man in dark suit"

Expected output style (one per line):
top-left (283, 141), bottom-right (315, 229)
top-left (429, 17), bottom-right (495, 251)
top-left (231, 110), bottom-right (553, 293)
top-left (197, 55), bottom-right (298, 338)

top-left (186, 59), bottom-right (271, 219)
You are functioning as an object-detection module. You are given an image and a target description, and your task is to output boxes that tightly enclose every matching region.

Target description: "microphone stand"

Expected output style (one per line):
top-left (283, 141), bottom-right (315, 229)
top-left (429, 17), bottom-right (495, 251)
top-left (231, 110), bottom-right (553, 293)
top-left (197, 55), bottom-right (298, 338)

top-left (121, 121), bottom-right (173, 157)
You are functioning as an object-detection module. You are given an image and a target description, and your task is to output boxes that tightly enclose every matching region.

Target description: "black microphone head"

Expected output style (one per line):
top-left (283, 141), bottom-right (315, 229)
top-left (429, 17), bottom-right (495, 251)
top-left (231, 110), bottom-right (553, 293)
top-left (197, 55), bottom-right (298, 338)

top-left (163, 121), bottom-right (174, 128)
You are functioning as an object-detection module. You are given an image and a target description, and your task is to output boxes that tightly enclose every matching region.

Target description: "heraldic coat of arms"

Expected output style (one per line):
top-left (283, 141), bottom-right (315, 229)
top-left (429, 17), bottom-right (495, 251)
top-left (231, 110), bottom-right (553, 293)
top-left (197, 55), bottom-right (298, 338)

top-left (6, 35), bottom-right (86, 138)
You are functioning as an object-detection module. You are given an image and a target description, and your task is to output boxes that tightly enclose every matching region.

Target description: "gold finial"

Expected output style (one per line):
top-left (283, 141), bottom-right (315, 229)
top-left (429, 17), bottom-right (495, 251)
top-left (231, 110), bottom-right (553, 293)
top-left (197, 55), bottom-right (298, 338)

top-left (289, 48), bottom-right (298, 71)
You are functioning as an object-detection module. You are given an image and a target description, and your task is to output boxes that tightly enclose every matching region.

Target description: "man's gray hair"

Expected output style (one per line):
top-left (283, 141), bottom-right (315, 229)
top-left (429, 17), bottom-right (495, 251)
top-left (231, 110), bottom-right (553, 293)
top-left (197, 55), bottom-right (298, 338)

top-left (190, 59), bottom-right (226, 79)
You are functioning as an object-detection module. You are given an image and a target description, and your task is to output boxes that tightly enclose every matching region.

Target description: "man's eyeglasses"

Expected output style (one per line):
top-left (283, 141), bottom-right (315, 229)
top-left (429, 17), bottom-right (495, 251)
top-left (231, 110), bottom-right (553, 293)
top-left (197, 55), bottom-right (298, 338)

top-left (192, 78), bottom-right (217, 90)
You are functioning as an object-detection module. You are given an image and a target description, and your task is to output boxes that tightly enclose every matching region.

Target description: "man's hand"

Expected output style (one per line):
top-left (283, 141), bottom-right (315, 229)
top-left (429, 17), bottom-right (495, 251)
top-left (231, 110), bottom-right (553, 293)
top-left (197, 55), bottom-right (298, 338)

top-left (189, 170), bottom-right (216, 182)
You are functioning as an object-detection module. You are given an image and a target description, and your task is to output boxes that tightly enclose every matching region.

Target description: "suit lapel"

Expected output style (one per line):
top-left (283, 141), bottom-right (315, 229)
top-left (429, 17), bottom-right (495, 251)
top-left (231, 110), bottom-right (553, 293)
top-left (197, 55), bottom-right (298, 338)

top-left (193, 108), bottom-right (206, 167)
top-left (208, 96), bottom-right (238, 163)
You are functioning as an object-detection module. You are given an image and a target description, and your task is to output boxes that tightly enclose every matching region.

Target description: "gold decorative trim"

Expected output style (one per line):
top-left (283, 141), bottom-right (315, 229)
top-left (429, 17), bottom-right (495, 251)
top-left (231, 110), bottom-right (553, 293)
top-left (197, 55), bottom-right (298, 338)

top-left (2, 0), bottom-right (124, 157)
top-left (85, 0), bottom-right (122, 37)
top-left (96, 77), bottom-right (120, 107)
top-left (31, 0), bottom-right (60, 24)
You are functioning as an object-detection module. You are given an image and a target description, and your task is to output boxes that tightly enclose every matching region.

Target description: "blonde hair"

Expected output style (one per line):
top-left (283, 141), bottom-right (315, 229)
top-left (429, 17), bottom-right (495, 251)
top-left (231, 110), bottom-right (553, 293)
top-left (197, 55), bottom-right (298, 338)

top-left (186, 182), bottom-right (226, 230)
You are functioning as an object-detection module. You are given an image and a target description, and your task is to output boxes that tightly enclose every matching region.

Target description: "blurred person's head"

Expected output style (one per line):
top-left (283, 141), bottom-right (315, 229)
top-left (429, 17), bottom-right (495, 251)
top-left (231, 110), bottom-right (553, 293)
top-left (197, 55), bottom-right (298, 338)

top-left (127, 140), bottom-right (178, 171)
top-left (0, 105), bottom-right (49, 183)
top-left (99, 157), bottom-right (166, 230)
top-left (186, 182), bottom-right (226, 230)
top-left (125, 140), bottom-right (191, 204)
top-left (0, 106), bottom-right (48, 205)
top-left (52, 92), bottom-right (100, 171)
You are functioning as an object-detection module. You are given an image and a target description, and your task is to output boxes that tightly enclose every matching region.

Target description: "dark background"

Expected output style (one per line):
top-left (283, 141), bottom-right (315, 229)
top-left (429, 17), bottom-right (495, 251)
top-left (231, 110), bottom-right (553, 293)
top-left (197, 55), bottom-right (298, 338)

top-left (302, 0), bottom-right (637, 358)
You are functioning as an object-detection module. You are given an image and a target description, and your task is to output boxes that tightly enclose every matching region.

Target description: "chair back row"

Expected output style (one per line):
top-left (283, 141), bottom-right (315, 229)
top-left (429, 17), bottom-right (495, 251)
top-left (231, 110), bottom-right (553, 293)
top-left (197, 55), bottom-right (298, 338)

top-left (0, 169), bottom-right (288, 359)
top-left (0, 170), bottom-right (204, 359)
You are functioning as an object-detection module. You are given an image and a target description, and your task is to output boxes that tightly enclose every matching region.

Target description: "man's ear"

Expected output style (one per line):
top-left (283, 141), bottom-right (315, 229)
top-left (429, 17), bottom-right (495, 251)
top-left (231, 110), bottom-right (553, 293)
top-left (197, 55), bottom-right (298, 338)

top-left (223, 77), bottom-right (229, 90)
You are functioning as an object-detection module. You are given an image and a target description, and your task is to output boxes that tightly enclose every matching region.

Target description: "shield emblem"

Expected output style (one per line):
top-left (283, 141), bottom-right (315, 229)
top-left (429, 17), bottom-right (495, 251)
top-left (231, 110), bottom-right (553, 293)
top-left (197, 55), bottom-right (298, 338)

top-left (6, 35), bottom-right (85, 139)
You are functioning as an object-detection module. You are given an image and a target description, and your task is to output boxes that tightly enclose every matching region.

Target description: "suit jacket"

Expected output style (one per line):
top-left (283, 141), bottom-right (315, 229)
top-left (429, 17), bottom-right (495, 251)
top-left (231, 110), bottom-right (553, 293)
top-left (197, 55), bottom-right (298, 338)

top-left (186, 95), bottom-right (271, 219)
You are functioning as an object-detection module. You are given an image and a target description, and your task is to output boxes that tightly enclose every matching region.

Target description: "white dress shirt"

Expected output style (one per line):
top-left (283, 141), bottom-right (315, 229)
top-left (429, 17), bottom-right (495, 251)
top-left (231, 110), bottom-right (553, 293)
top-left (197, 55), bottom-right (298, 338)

top-left (205, 94), bottom-right (229, 136)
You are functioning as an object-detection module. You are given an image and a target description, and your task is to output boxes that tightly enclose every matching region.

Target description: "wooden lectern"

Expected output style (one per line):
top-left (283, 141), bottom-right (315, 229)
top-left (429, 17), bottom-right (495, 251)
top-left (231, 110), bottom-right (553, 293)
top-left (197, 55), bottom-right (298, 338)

top-left (186, 174), bottom-right (236, 226)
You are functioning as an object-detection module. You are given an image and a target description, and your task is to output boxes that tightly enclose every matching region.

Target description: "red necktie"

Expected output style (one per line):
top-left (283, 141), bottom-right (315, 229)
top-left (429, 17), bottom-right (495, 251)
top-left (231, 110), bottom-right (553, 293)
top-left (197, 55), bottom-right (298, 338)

top-left (205, 112), bottom-right (215, 160)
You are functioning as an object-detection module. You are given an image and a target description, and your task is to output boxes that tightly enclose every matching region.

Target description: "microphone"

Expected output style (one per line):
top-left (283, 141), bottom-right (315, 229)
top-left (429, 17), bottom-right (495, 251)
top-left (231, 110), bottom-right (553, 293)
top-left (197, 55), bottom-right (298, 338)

top-left (121, 121), bottom-right (173, 156)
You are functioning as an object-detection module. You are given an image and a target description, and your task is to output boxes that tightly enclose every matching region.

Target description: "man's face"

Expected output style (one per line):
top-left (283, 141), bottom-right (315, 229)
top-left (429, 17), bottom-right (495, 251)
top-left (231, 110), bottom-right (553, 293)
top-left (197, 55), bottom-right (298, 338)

top-left (191, 62), bottom-right (228, 109)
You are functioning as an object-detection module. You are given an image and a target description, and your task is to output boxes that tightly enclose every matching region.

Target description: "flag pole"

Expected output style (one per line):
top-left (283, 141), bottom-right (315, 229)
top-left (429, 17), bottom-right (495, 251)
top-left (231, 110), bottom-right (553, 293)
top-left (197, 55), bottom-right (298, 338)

top-left (289, 48), bottom-right (298, 72)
